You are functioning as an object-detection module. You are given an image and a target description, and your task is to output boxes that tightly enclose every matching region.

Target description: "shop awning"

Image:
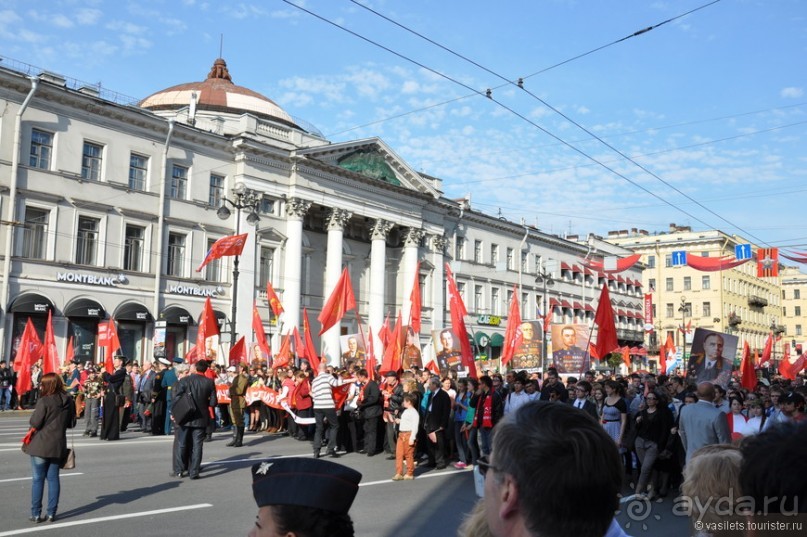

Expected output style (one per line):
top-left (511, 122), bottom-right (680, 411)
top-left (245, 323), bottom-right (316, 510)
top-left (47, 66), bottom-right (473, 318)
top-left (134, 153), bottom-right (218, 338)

top-left (585, 304), bottom-right (595, 312)
top-left (561, 300), bottom-right (572, 308)
top-left (490, 333), bottom-right (504, 347)
top-left (114, 302), bottom-right (152, 322)
top-left (162, 305), bottom-right (194, 325)
top-left (64, 298), bottom-right (105, 319)
top-left (8, 293), bottom-right (53, 314)
top-left (561, 261), bottom-right (571, 270)
top-left (473, 331), bottom-right (490, 347)
top-left (573, 301), bottom-right (583, 310)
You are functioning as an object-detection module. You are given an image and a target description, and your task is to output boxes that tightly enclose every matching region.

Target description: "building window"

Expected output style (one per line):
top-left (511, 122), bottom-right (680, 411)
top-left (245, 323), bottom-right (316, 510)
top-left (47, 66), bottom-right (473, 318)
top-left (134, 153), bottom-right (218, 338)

top-left (796, 306), bottom-right (802, 317)
top-left (474, 240), bottom-right (483, 263)
top-left (491, 244), bottom-right (499, 263)
top-left (456, 237), bottom-right (466, 260)
top-left (475, 285), bottom-right (483, 312)
top-left (652, 304), bottom-right (657, 317)
top-left (167, 232), bottom-right (186, 277)
top-left (506, 248), bottom-right (514, 270)
top-left (209, 174), bottom-right (225, 207)
top-left (21, 206), bottom-right (48, 259)
top-left (259, 198), bottom-right (275, 215)
top-left (205, 238), bottom-right (221, 282)
top-left (648, 278), bottom-right (656, 291)
top-left (702, 275), bottom-right (710, 290)
top-left (81, 141), bottom-right (103, 181)
top-left (795, 289), bottom-right (801, 299)
top-left (491, 287), bottom-right (500, 316)
top-left (664, 255), bottom-right (672, 268)
top-left (683, 276), bottom-right (691, 291)
top-left (129, 153), bottom-right (148, 190)
top-left (259, 246), bottom-right (275, 288)
top-left (506, 288), bottom-right (513, 308)
top-left (797, 325), bottom-right (802, 336)
top-left (521, 251), bottom-right (528, 272)
top-left (783, 307), bottom-right (787, 317)
top-left (457, 282), bottom-right (466, 303)
top-left (170, 165), bottom-right (188, 200)
top-left (703, 301), bottom-right (711, 317)
top-left (29, 129), bottom-right (53, 169)
top-left (521, 293), bottom-right (528, 314)
top-left (666, 303), bottom-right (674, 318)
top-left (75, 216), bottom-right (100, 265)
top-left (666, 278), bottom-right (674, 292)
top-left (646, 255), bottom-right (656, 268)
top-left (123, 224), bottom-right (145, 272)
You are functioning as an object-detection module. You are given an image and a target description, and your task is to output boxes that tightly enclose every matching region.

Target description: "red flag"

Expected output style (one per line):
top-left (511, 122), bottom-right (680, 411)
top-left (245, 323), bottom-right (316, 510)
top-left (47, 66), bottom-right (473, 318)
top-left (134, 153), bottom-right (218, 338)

top-left (756, 248), bottom-right (779, 278)
top-left (195, 297), bottom-right (220, 364)
top-left (660, 333), bottom-right (675, 375)
top-left (332, 376), bottom-right (352, 409)
top-left (252, 304), bottom-right (271, 361)
top-left (14, 318), bottom-right (42, 395)
top-left (366, 327), bottom-right (378, 381)
top-left (760, 334), bottom-right (773, 367)
top-left (500, 285), bottom-right (522, 367)
top-left (64, 336), bottom-right (75, 368)
top-left (381, 313), bottom-right (403, 374)
top-left (104, 318), bottom-right (122, 373)
top-left (229, 336), bottom-right (247, 366)
top-left (591, 284), bottom-right (619, 360)
top-left (409, 263), bottom-right (422, 333)
top-left (302, 309), bottom-right (320, 370)
top-left (445, 263), bottom-right (476, 378)
top-left (292, 327), bottom-right (305, 360)
top-left (780, 352), bottom-right (807, 380)
top-left (621, 346), bottom-right (631, 369)
top-left (184, 345), bottom-right (199, 362)
top-left (266, 281), bottom-right (284, 317)
top-left (196, 233), bottom-right (249, 272)
top-left (378, 314), bottom-right (391, 348)
top-left (42, 310), bottom-right (59, 375)
top-left (273, 334), bottom-right (292, 370)
top-left (318, 267), bottom-right (357, 335)
top-left (740, 341), bottom-right (757, 390)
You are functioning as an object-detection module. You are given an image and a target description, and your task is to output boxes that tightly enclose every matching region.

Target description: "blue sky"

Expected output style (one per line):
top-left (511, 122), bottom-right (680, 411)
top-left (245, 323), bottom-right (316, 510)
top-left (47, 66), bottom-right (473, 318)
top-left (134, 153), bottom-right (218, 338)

top-left (1, 0), bottom-right (806, 253)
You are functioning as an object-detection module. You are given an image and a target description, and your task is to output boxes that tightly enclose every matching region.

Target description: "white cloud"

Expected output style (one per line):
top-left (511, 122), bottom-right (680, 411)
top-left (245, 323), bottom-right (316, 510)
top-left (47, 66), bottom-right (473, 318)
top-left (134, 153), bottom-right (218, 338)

top-left (51, 14), bottom-right (74, 28)
top-left (780, 87), bottom-right (804, 99)
top-left (75, 8), bottom-right (102, 25)
top-left (106, 20), bottom-right (148, 34)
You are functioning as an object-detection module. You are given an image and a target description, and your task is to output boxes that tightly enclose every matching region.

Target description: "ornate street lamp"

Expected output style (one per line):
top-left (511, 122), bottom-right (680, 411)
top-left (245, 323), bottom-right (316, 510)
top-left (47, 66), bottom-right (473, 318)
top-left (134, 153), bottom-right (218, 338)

top-left (678, 297), bottom-right (690, 362)
top-left (217, 182), bottom-right (260, 345)
top-left (535, 262), bottom-right (555, 372)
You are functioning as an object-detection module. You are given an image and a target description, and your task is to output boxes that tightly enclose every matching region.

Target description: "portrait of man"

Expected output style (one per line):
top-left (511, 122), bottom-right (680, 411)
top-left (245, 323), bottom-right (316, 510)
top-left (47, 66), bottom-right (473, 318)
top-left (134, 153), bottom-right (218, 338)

top-left (401, 326), bottom-right (422, 370)
top-left (551, 325), bottom-right (590, 375)
top-left (511, 321), bottom-right (541, 370)
top-left (433, 328), bottom-right (463, 373)
top-left (687, 328), bottom-right (737, 387)
top-left (340, 334), bottom-right (366, 368)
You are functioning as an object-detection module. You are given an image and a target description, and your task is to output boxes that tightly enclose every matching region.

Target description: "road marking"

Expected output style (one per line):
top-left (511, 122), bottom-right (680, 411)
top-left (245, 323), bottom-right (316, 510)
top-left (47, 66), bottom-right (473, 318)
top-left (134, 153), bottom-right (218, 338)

top-left (0, 503), bottom-right (213, 536)
top-left (0, 473), bottom-right (83, 484)
top-left (360, 468), bottom-right (470, 486)
top-left (0, 438), bottom-right (174, 452)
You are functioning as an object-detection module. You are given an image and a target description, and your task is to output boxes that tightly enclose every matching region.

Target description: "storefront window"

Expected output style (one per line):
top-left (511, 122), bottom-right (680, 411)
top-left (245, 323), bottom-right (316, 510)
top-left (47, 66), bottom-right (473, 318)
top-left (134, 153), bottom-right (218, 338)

top-left (165, 325), bottom-right (188, 361)
top-left (68, 319), bottom-right (98, 361)
top-left (118, 322), bottom-right (145, 364)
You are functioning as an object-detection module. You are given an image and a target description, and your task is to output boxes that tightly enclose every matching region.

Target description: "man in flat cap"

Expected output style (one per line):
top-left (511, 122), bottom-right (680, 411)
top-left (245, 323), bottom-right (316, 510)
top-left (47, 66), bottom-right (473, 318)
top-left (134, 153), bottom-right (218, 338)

top-left (249, 457), bottom-right (361, 537)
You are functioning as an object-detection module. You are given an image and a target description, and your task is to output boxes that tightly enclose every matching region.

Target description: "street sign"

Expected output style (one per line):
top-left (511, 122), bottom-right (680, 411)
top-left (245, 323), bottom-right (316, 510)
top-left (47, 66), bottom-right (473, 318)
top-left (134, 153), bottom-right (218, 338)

top-left (735, 244), bottom-right (752, 260)
top-left (671, 251), bottom-right (687, 266)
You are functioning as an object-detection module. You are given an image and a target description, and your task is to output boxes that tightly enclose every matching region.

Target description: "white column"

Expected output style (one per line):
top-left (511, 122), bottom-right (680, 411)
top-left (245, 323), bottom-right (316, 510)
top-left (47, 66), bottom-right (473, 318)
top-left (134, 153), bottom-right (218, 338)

top-left (369, 219), bottom-right (393, 351)
top-left (235, 208), bottom-right (257, 346)
top-left (400, 228), bottom-right (424, 326)
top-left (323, 208), bottom-right (352, 365)
top-left (430, 235), bottom-right (448, 332)
top-left (281, 198), bottom-right (311, 334)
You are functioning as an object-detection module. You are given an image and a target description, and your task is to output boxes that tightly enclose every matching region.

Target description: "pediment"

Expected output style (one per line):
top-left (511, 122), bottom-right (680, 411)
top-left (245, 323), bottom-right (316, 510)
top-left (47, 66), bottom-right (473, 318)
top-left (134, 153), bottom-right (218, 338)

top-left (296, 137), bottom-right (440, 199)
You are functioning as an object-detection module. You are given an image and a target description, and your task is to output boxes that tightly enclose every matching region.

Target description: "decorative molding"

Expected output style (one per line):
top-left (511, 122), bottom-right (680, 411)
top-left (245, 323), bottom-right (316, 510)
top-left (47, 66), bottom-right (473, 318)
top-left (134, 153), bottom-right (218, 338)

top-left (431, 235), bottom-right (449, 253)
top-left (370, 218), bottom-right (394, 241)
top-left (326, 208), bottom-right (353, 231)
top-left (404, 227), bottom-right (424, 248)
top-left (285, 198), bottom-right (311, 219)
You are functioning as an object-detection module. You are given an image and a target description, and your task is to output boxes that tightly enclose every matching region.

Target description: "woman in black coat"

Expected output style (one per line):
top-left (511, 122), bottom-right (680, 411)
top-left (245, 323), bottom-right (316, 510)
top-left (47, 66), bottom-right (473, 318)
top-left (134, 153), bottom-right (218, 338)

top-left (27, 372), bottom-right (76, 523)
top-left (101, 355), bottom-right (127, 441)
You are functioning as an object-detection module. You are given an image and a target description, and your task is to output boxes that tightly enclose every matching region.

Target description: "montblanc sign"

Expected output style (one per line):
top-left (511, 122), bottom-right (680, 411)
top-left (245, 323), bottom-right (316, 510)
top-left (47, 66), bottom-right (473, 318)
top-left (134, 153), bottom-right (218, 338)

top-left (167, 283), bottom-right (219, 297)
top-left (57, 272), bottom-right (119, 286)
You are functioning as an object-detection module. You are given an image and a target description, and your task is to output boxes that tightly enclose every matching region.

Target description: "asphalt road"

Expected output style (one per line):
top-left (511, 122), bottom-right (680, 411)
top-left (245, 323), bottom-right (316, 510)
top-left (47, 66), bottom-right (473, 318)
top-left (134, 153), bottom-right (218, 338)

top-left (0, 411), bottom-right (690, 537)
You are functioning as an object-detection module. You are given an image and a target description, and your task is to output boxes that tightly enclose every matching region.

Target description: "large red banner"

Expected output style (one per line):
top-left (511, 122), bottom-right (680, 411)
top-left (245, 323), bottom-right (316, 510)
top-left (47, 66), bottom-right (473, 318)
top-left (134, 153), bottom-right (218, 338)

top-left (644, 293), bottom-right (653, 329)
top-left (215, 385), bottom-right (286, 409)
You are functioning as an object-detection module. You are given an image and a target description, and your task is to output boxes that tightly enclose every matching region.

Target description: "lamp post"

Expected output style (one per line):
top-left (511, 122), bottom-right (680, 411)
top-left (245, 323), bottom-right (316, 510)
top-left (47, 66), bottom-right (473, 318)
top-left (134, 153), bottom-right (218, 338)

top-left (217, 182), bottom-right (260, 347)
top-left (535, 261), bottom-right (555, 373)
top-left (678, 296), bottom-right (690, 363)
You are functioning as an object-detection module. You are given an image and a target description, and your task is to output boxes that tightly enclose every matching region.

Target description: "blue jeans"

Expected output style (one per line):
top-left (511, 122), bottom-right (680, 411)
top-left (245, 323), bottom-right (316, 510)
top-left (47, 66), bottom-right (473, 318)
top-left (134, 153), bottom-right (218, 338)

top-left (0, 387), bottom-right (11, 410)
top-left (31, 456), bottom-right (61, 517)
top-left (479, 427), bottom-right (493, 457)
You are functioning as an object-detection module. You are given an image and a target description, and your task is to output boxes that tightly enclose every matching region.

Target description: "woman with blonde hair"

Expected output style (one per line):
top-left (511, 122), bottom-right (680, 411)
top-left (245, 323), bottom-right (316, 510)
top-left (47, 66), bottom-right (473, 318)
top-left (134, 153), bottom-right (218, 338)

top-left (681, 444), bottom-right (744, 537)
top-left (26, 372), bottom-right (76, 523)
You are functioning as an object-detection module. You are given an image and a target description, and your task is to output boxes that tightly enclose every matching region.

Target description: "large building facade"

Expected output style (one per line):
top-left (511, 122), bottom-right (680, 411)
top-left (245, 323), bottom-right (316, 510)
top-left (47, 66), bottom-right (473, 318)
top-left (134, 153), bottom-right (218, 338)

top-left (781, 266), bottom-right (807, 352)
top-left (0, 57), bottom-right (645, 367)
top-left (608, 224), bottom-right (784, 359)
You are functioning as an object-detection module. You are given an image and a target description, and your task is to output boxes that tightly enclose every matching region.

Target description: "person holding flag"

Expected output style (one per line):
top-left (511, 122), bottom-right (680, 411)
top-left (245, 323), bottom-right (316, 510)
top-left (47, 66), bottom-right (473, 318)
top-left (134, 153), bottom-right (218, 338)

top-left (100, 354), bottom-right (128, 441)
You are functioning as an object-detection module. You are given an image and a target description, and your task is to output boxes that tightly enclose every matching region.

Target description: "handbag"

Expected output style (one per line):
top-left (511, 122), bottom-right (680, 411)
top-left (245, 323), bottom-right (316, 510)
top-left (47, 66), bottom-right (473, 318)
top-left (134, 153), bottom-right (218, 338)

top-left (21, 427), bottom-right (36, 454)
top-left (172, 391), bottom-right (198, 426)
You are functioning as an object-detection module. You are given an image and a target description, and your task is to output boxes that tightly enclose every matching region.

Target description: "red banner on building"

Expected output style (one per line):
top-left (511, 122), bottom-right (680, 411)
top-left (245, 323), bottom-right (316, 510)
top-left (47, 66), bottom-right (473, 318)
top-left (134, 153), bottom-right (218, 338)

top-left (643, 293), bottom-right (653, 329)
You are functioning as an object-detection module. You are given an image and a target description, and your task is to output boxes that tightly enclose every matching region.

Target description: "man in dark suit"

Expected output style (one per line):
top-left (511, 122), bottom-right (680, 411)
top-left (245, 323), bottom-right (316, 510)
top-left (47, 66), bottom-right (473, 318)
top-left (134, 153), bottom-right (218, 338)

top-left (136, 361), bottom-right (155, 433)
top-left (678, 381), bottom-right (731, 463)
top-left (570, 380), bottom-right (599, 421)
top-left (424, 376), bottom-right (451, 469)
top-left (171, 360), bottom-right (217, 479)
top-left (356, 369), bottom-right (382, 456)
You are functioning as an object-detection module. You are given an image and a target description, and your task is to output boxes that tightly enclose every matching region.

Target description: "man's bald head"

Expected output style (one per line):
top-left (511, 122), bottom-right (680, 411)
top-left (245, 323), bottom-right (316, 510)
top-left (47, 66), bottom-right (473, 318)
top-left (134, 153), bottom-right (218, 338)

top-left (696, 381), bottom-right (716, 402)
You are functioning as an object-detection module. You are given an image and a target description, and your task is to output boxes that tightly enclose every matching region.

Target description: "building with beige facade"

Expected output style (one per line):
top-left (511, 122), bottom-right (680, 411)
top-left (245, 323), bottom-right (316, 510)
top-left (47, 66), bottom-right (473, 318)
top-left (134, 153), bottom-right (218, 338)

top-left (608, 224), bottom-right (783, 362)
top-left (0, 56), bottom-right (644, 370)
top-left (781, 266), bottom-right (807, 353)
